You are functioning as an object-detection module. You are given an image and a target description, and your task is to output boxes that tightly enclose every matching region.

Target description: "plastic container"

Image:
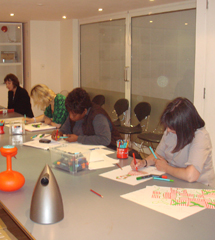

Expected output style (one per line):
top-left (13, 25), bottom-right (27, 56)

top-left (117, 147), bottom-right (128, 159)
top-left (9, 120), bottom-right (25, 135)
top-left (0, 125), bottom-right (4, 134)
top-left (116, 140), bottom-right (128, 159)
top-left (50, 144), bottom-right (89, 174)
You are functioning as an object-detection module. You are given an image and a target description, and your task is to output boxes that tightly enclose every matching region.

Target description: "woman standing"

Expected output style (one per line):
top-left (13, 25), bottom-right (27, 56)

top-left (131, 97), bottom-right (215, 188)
top-left (25, 84), bottom-right (68, 129)
top-left (4, 73), bottom-right (34, 118)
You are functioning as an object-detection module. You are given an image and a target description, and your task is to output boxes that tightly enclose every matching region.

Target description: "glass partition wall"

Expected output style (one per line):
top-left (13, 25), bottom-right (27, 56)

top-left (131, 10), bottom-right (196, 133)
top-left (80, 19), bottom-right (126, 121)
top-left (80, 8), bottom-right (196, 143)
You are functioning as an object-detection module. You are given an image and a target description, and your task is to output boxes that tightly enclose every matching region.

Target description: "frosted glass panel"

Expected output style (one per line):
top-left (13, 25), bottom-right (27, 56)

top-left (131, 9), bottom-right (196, 131)
top-left (80, 19), bottom-right (125, 118)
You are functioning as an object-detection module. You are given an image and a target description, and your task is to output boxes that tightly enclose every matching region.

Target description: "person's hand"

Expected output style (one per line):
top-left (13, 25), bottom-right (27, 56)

top-left (64, 134), bottom-right (78, 143)
top-left (24, 117), bottom-right (34, 124)
top-left (44, 117), bottom-right (51, 125)
top-left (130, 159), bottom-right (146, 170)
top-left (51, 130), bottom-right (63, 140)
top-left (155, 156), bottom-right (169, 172)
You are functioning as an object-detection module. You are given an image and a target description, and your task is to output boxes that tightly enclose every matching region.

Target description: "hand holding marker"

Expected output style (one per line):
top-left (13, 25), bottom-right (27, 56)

top-left (148, 147), bottom-right (174, 182)
top-left (149, 146), bottom-right (158, 159)
top-left (133, 152), bottom-right (138, 171)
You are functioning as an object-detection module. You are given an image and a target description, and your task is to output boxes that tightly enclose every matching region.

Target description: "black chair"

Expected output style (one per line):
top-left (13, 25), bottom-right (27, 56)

top-left (92, 95), bottom-right (105, 106)
top-left (117, 102), bottom-right (151, 135)
top-left (137, 123), bottom-right (163, 151)
top-left (112, 98), bottom-right (129, 126)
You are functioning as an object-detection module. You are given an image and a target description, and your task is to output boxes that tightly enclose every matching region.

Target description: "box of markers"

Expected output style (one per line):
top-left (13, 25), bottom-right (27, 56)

top-left (9, 120), bottom-right (25, 135)
top-left (50, 144), bottom-right (90, 174)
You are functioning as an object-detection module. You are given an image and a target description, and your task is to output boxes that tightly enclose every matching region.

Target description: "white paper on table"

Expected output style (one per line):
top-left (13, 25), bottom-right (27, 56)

top-left (23, 136), bottom-right (62, 150)
top-left (89, 161), bottom-right (115, 170)
top-left (89, 150), bottom-right (104, 162)
top-left (100, 165), bottom-right (165, 186)
top-left (103, 155), bottom-right (119, 164)
top-left (31, 134), bottom-right (51, 140)
top-left (25, 122), bottom-right (56, 132)
top-left (73, 144), bottom-right (106, 150)
top-left (120, 185), bottom-right (204, 220)
top-left (88, 149), bottom-right (115, 162)
top-left (57, 143), bottom-right (90, 153)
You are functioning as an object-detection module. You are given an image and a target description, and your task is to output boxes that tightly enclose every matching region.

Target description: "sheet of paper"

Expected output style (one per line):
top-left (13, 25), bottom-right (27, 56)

top-left (103, 155), bottom-right (119, 164)
top-left (100, 165), bottom-right (165, 186)
top-left (89, 150), bottom-right (104, 162)
top-left (25, 122), bottom-right (56, 132)
top-left (89, 161), bottom-right (115, 170)
top-left (23, 136), bottom-right (62, 150)
top-left (121, 186), bottom-right (206, 220)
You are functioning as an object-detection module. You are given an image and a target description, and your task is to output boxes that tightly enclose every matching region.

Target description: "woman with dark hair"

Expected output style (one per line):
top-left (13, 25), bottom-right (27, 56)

top-left (131, 97), bottom-right (215, 187)
top-left (4, 73), bottom-right (34, 118)
top-left (51, 88), bottom-right (121, 149)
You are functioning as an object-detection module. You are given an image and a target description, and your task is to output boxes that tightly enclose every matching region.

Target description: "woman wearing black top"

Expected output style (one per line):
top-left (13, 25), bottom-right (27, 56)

top-left (4, 74), bottom-right (34, 118)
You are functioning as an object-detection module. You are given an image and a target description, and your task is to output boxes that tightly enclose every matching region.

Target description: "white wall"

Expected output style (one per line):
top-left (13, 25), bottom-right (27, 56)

top-left (60, 19), bottom-right (74, 92)
top-left (24, 20), bottom-right (75, 116)
top-left (28, 21), bottom-right (61, 116)
top-left (195, 0), bottom-right (215, 167)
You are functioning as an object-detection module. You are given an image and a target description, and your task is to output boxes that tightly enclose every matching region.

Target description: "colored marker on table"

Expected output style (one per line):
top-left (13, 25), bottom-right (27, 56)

top-left (31, 134), bottom-right (38, 139)
top-left (24, 114), bottom-right (26, 124)
top-left (90, 189), bottom-right (103, 198)
top-left (153, 177), bottom-right (174, 182)
top-left (149, 146), bottom-right (158, 159)
top-left (58, 136), bottom-right (68, 139)
top-left (136, 174), bottom-right (167, 180)
top-left (136, 175), bottom-right (152, 180)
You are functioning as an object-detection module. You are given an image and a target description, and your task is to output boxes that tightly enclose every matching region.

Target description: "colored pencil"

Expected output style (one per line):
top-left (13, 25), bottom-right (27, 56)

top-left (116, 163), bottom-right (122, 170)
top-left (90, 189), bottom-right (103, 198)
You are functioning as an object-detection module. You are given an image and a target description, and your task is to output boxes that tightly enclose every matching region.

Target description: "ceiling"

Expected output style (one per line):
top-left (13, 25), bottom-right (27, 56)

top-left (0, 0), bottom-right (193, 23)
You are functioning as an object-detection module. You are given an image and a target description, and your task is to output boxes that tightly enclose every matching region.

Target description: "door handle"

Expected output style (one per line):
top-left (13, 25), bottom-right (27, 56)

top-left (124, 66), bottom-right (129, 82)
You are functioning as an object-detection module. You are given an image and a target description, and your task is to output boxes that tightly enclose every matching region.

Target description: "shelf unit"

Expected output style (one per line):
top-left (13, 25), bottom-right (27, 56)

top-left (0, 23), bottom-right (23, 84)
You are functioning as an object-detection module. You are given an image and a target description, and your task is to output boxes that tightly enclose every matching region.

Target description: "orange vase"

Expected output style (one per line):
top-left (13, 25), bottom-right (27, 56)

top-left (0, 145), bottom-right (25, 192)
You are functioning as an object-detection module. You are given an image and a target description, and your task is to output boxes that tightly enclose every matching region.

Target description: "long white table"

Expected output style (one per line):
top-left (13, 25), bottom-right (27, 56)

top-left (0, 128), bottom-right (215, 240)
top-left (0, 110), bottom-right (23, 123)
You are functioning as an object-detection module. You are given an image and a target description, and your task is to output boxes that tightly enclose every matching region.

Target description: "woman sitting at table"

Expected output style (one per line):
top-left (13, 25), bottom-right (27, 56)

top-left (25, 84), bottom-right (68, 129)
top-left (4, 73), bottom-right (34, 118)
top-left (51, 88), bottom-right (121, 149)
top-left (131, 97), bottom-right (215, 188)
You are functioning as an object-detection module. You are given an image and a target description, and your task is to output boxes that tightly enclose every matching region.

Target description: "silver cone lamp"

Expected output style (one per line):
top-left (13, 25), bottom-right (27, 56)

top-left (30, 164), bottom-right (64, 224)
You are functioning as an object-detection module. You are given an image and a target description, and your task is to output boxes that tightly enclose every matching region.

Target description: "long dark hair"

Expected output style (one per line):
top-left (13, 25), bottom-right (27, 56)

top-left (160, 97), bottom-right (205, 152)
top-left (4, 73), bottom-right (20, 87)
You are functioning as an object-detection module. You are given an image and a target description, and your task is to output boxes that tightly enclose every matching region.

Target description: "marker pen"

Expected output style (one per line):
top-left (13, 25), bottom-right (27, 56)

top-left (153, 177), bottom-right (174, 182)
top-left (136, 175), bottom-right (152, 180)
top-left (149, 146), bottom-right (158, 159)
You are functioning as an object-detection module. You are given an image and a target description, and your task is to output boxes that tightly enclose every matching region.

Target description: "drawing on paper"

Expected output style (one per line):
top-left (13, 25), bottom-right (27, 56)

top-left (116, 170), bottom-right (147, 180)
top-left (151, 186), bottom-right (215, 209)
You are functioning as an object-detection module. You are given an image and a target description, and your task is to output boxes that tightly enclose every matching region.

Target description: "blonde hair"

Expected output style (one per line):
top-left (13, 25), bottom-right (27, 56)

top-left (30, 84), bottom-right (56, 110)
